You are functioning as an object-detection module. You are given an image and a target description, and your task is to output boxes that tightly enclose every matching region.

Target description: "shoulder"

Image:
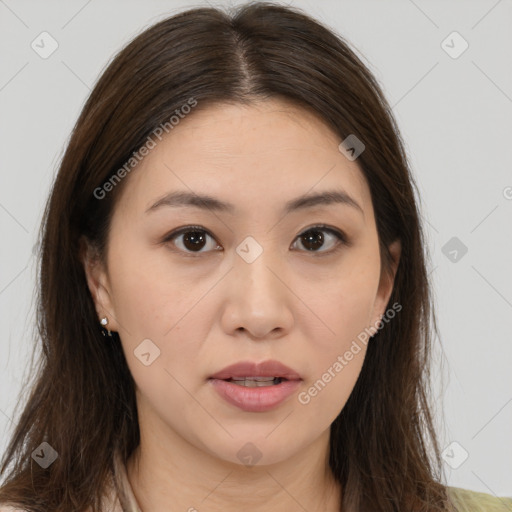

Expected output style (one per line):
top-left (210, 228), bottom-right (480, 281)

top-left (447, 486), bottom-right (512, 511)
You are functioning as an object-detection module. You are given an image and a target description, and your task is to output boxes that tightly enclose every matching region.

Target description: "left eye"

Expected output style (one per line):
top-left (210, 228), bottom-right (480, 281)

top-left (291, 226), bottom-right (347, 254)
top-left (163, 225), bottom-right (347, 255)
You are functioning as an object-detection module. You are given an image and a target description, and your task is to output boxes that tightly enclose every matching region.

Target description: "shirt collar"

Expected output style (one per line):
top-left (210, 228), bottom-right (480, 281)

top-left (112, 449), bottom-right (143, 512)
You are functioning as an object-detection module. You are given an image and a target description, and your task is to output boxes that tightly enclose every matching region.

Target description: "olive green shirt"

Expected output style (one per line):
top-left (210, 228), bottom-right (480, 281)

top-left (446, 485), bottom-right (512, 511)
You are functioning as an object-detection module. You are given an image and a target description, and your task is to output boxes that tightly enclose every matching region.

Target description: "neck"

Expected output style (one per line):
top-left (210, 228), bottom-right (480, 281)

top-left (126, 430), bottom-right (342, 512)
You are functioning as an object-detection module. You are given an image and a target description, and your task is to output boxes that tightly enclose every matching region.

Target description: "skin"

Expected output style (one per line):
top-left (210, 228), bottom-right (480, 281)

top-left (83, 98), bottom-right (401, 512)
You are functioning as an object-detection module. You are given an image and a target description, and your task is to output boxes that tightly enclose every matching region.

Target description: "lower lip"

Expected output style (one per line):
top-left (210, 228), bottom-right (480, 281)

top-left (208, 378), bottom-right (302, 412)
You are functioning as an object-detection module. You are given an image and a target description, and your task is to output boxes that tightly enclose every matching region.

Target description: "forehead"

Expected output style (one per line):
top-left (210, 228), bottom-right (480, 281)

top-left (114, 99), bottom-right (372, 220)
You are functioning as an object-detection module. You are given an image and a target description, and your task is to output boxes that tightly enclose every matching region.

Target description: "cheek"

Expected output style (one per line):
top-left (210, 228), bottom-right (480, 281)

top-left (110, 260), bottom-right (208, 425)
top-left (304, 246), bottom-right (381, 353)
top-left (297, 343), bottom-right (367, 434)
top-left (107, 236), bottom-right (204, 337)
top-left (105, 242), bottom-right (215, 399)
top-left (296, 247), bottom-right (379, 414)
top-left (298, 263), bottom-right (378, 419)
top-left (110, 270), bottom-right (209, 369)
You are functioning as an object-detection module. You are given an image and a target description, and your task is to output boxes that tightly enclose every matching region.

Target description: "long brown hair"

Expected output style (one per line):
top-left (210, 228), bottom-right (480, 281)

top-left (0, 3), bottom-right (454, 511)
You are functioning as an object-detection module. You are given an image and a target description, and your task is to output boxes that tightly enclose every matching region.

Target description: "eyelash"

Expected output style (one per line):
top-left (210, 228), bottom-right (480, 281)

top-left (162, 224), bottom-right (349, 257)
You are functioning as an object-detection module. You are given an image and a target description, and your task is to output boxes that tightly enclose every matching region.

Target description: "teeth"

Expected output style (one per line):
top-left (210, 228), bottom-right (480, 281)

top-left (229, 377), bottom-right (283, 387)
top-left (231, 376), bottom-right (277, 381)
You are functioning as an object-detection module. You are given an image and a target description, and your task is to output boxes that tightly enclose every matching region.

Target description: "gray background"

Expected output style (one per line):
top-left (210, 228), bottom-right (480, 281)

top-left (1, 0), bottom-right (511, 496)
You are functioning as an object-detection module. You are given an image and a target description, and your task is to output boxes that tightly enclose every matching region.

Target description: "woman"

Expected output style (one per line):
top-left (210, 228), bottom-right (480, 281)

top-left (0, 2), bottom-right (510, 511)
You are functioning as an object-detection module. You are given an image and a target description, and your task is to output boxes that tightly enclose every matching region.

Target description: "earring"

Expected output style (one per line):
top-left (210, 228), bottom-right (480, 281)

top-left (100, 317), bottom-right (112, 337)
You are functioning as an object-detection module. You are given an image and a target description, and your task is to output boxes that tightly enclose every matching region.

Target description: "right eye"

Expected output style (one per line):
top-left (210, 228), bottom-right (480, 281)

top-left (163, 226), bottom-right (222, 255)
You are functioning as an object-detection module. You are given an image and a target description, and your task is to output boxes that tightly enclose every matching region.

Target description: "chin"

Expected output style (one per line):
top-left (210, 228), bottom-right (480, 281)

top-left (196, 432), bottom-right (304, 468)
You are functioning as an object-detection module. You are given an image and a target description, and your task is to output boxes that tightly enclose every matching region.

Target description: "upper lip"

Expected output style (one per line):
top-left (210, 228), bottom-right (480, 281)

top-left (209, 360), bottom-right (302, 380)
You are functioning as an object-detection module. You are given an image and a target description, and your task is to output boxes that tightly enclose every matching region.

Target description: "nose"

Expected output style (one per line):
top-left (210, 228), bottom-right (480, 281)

top-left (220, 249), bottom-right (294, 340)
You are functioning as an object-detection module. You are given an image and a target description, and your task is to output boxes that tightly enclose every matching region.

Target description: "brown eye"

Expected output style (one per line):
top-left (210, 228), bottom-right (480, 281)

top-left (180, 230), bottom-right (208, 251)
top-left (164, 226), bottom-right (221, 254)
top-left (292, 226), bottom-right (347, 254)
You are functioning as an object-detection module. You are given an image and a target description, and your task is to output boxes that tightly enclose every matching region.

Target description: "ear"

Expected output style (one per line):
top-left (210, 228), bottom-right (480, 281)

top-left (79, 237), bottom-right (119, 332)
top-left (370, 239), bottom-right (401, 331)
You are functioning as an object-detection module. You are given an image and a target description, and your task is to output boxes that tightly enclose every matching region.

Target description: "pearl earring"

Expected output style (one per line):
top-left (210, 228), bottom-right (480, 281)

top-left (100, 317), bottom-right (112, 337)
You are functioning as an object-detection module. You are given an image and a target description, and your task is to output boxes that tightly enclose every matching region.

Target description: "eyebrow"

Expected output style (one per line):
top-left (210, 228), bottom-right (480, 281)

top-left (145, 189), bottom-right (363, 216)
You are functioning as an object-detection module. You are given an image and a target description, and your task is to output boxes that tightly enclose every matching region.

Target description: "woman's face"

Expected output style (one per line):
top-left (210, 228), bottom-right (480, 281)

top-left (84, 99), bottom-right (400, 467)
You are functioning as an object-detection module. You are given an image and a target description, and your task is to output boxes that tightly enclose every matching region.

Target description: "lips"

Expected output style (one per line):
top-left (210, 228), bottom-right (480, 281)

top-left (208, 360), bottom-right (302, 381)
top-left (208, 360), bottom-right (303, 412)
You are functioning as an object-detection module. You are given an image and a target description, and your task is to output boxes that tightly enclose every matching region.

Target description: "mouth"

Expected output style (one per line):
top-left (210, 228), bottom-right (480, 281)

top-left (221, 376), bottom-right (287, 387)
top-left (208, 360), bottom-right (302, 412)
